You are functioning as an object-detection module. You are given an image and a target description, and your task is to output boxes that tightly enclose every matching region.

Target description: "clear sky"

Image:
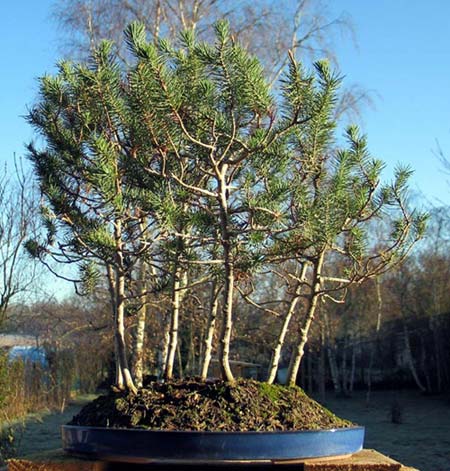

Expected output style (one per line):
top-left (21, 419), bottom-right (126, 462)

top-left (1, 0), bottom-right (449, 209)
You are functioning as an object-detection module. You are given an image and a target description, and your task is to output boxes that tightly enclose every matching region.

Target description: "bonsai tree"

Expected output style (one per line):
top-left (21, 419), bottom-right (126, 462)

top-left (26, 41), bottom-right (161, 393)
top-left (26, 21), bottom-right (425, 399)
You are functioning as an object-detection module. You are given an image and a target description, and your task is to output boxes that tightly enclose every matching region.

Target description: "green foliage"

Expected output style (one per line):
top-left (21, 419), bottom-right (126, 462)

top-left (26, 19), bottom-right (425, 386)
top-left (79, 261), bottom-right (101, 294)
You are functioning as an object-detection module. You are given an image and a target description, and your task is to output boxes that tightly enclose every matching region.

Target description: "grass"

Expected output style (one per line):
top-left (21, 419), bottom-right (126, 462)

top-left (3, 394), bottom-right (96, 459)
top-left (318, 389), bottom-right (450, 471)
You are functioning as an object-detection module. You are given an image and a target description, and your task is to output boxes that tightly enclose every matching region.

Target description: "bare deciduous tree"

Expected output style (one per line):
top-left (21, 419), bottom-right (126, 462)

top-left (52, 0), bottom-right (371, 119)
top-left (0, 161), bottom-right (41, 328)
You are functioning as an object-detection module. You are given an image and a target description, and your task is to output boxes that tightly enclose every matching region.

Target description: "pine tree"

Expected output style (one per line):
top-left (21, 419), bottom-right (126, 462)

top-left (122, 21), bottom-right (289, 382)
top-left (267, 55), bottom-right (427, 385)
top-left (26, 41), bottom-right (151, 393)
top-left (26, 20), bottom-right (425, 390)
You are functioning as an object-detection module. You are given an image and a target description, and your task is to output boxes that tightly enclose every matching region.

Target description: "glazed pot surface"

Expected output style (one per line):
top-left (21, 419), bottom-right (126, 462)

top-left (62, 425), bottom-right (365, 464)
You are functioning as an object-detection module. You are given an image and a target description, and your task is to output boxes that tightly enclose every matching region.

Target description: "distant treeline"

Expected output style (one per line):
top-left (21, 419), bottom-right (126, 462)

top-left (297, 311), bottom-right (450, 396)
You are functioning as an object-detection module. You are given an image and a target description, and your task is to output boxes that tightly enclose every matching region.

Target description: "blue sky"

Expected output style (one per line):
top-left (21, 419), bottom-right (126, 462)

top-left (1, 0), bottom-right (449, 208)
top-left (330, 0), bottom-right (450, 207)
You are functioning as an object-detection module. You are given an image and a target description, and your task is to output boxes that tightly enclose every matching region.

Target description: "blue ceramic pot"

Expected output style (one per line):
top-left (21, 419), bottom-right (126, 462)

top-left (62, 424), bottom-right (364, 464)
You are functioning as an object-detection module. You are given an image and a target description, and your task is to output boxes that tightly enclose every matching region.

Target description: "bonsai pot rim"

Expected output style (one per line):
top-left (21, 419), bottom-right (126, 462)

top-left (62, 424), bottom-right (365, 464)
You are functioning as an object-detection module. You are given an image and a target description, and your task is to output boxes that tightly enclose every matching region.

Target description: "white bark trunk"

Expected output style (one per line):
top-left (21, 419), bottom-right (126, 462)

top-left (115, 269), bottom-right (137, 394)
top-left (165, 263), bottom-right (187, 380)
top-left (106, 264), bottom-right (123, 389)
top-left (131, 260), bottom-right (147, 388)
top-left (113, 217), bottom-right (136, 394)
top-left (286, 252), bottom-right (324, 386)
top-left (327, 343), bottom-right (341, 395)
top-left (160, 314), bottom-right (171, 378)
top-left (201, 282), bottom-right (220, 380)
top-left (323, 309), bottom-right (341, 395)
top-left (403, 323), bottom-right (427, 393)
top-left (217, 165), bottom-right (235, 383)
top-left (266, 269), bottom-right (305, 384)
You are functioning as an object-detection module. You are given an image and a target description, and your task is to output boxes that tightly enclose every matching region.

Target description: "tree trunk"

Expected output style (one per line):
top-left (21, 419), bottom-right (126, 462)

top-left (327, 343), bottom-right (341, 395)
top-left (106, 263), bottom-right (123, 389)
top-left (131, 259), bottom-right (147, 388)
top-left (318, 323), bottom-right (326, 401)
top-left (217, 166), bottom-right (235, 383)
top-left (266, 267), bottom-right (306, 384)
top-left (403, 323), bottom-right (427, 393)
top-left (165, 261), bottom-right (187, 380)
top-left (115, 268), bottom-right (137, 394)
top-left (341, 338), bottom-right (348, 396)
top-left (111, 214), bottom-right (137, 394)
top-left (185, 317), bottom-right (195, 376)
top-left (286, 251), bottom-right (324, 386)
top-left (323, 309), bottom-right (341, 395)
top-left (366, 278), bottom-right (383, 405)
top-left (159, 312), bottom-right (171, 378)
top-left (177, 343), bottom-right (184, 378)
top-left (218, 249), bottom-right (235, 383)
top-left (201, 281), bottom-right (220, 380)
top-left (348, 340), bottom-right (356, 395)
top-left (306, 349), bottom-right (313, 394)
top-left (431, 318), bottom-right (442, 393)
top-left (419, 334), bottom-right (432, 392)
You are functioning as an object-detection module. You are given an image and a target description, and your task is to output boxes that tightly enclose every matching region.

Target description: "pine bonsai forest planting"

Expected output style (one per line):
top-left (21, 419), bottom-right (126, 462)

top-left (25, 21), bottom-right (425, 462)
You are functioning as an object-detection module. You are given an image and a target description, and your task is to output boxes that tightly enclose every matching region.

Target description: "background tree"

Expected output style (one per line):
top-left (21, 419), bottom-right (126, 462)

top-left (0, 162), bottom-right (41, 328)
top-left (52, 0), bottom-right (370, 118)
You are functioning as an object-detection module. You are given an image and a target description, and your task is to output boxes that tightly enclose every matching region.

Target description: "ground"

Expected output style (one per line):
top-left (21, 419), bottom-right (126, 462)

top-left (319, 389), bottom-right (450, 471)
top-left (3, 389), bottom-right (449, 471)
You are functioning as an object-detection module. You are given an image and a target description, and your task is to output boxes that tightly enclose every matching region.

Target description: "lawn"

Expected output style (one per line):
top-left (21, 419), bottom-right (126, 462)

top-left (320, 389), bottom-right (450, 471)
top-left (4, 389), bottom-right (449, 471)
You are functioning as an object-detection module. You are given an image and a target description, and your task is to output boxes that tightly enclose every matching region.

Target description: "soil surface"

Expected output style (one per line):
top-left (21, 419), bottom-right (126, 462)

top-left (69, 379), bottom-right (353, 431)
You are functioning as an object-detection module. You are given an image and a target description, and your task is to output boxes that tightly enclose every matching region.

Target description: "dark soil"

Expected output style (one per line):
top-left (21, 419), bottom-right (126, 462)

top-left (69, 379), bottom-right (353, 431)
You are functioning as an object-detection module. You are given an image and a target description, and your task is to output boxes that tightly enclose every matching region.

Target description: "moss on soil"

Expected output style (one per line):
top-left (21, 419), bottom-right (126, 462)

top-left (69, 379), bottom-right (354, 432)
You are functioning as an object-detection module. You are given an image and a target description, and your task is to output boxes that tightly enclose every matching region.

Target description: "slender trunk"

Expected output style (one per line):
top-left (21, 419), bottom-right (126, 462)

top-left (165, 262), bottom-right (186, 380)
top-left (177, 343), bottom-right (184, 378)
top-left (431, 319), bottom-right (442, 393)
top-left (306, 349), bottom-right (313, 394)
top-left (131, 259), bottom-right (147, 388)
top-left (198, 327), bottom-right (204, 376)
top-left (267, 266), bottom-right (307, 384)
top-left (159, 313), bottom-right (171, 378)
top-left (106, 264), bottom-right (123, 389)
top-left (185, 318), bottom-right (195, 376)
top-left (218, 249), bottom-right (235, 383)
top-left (327, 344), bottom-right (341, 395)
top-left (201, 281), bottom-right (220, 380)
top-left (323, 309), bottom-right (341, 395)
top-left (286, 251), bottom-right (324, 386)
top-left (349, 341), bottom-right (356, 395)
top-left (341, 338), bottom-right (348, 396)
top-left (115, 268), bottom-right (137, 394)
top-left (419, 334), bottom-right (432, 392)
top-left (113, 217), bottom-right (137, 394)
top-left (366, 279), bottom-right (383, 405)
top-left (403, 323), bottom-right (427, 393)
top-left (318, 323), bottom-right (326, 401)
top-left (217, 165), bottom-right (235, 383)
